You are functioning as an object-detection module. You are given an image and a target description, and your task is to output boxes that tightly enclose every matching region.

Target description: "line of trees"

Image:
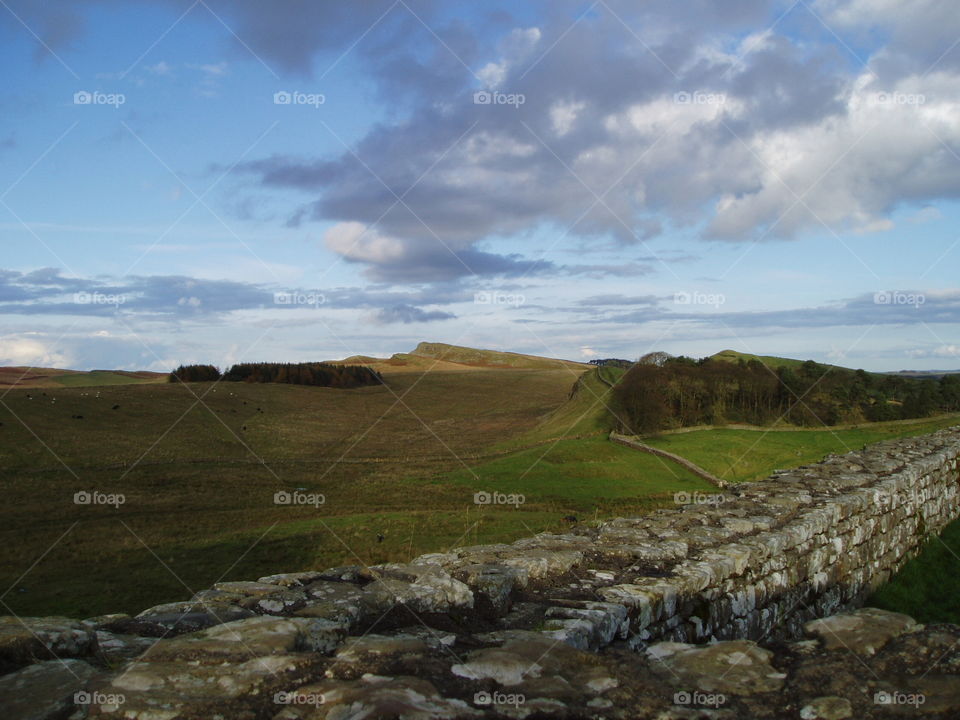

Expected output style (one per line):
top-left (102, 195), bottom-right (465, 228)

top-left (170, 364), bottom-right (221, 382)
top-left (613, 355), bottom-right (960, 434)
top-left (170, 362), bottom-right (382, 388)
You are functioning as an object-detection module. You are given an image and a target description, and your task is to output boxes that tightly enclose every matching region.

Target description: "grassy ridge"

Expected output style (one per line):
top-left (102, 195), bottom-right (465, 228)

top-left (406, 342), bottom-right (590, 371)
top-left (710, 349), bottom-right (824, 371)
top-left (500, 366), bottom-right (621, 447)
top-left (0, 367), bottom-right (165, 389)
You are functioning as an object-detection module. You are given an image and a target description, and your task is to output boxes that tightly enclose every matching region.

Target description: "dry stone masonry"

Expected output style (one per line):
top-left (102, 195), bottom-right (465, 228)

top-left (2, 428), bottom-right (960, 718)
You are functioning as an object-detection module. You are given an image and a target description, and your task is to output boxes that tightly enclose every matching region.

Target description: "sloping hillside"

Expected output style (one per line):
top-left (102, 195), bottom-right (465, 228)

top-left (337, 342), bottom-right (591, 374)
top-left (710, 349), bottom-right (816, 370)
top-left (405, 342), bottom-right (590, 370)
top-left (0, 367), bottom-right (165, 388)
top-left (501, 366), bottom-right (625, 447)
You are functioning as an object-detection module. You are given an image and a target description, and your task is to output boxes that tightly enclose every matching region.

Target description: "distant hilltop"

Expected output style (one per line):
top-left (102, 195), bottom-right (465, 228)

top-left (0, 367), bottom-right (165, 389)
top-left (336, 341), bottom-right (591, 373)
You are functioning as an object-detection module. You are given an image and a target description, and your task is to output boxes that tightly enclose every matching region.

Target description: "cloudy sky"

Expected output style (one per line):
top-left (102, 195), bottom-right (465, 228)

top-left (1, 0), bottom-right (959, 371)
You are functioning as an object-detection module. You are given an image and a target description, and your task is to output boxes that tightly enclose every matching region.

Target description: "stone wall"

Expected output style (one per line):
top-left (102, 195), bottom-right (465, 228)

top-left (598, 427), bottom-right (960, 645)
top-left (2, 427), bottom-right (960, 719)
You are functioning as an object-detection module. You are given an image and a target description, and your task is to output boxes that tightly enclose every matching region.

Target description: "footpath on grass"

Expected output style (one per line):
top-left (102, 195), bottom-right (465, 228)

top-left (609, 431), bottom-right (726, 487)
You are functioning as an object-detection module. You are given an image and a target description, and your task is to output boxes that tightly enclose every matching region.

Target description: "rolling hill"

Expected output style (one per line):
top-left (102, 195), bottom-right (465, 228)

top-left (337, 341), bottom-right (591, 374)
top-left (0, 366), bottom-right (166, 389)
top-left (709, 349), bottom-right (825, 370)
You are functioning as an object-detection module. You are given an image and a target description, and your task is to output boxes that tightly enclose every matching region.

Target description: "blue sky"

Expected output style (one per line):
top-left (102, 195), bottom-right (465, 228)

top-left (1, 0), bottom-right (958, 371)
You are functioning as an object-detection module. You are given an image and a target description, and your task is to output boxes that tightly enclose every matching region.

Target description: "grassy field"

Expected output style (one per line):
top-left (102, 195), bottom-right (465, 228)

top-left (2, 356), bottom-right (957, 620)
top-left (444, 435), bottom-right (714, 508)
top-left (497, 365), bottom-right (623, 447)
top-left (0, 367), bottom-right (165, 389)
top-left (0, 368), bottom-right (593, 617)
top-left (868, 518), bottom-right (960, 624)
top-left (50, 371), bottom-right (166, 387)
top-left (643, 418), bottom-right (960, 483)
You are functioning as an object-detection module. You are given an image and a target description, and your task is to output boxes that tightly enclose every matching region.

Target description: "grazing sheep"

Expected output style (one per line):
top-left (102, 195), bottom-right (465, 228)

top-left (112, 404), bottom-right (120, 410)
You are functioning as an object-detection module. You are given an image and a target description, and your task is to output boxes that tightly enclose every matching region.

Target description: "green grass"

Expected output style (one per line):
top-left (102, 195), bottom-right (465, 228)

top-left (51, 371), bottom-right (163, 387)
top-left (3, 507), bottom-right (564, 619)
top-left (3, 359), bottom-right (957, 620)
top-left (0, 368), bottom-right (600, 617)
top-left (444, 436), bottom-right (714, 503)
top-left (867, 518), bottom-right (960, 624)
top-left (500, 367), bottom-right (619, 447)
top-left (643, 417), bottom-right (960, 483)
top-left (710, 349), bottom-right (823, 370)
top-left (597, 365), bottom-right (627, 386)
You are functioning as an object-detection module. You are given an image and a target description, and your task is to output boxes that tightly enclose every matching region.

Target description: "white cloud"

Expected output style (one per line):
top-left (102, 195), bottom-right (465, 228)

top-left (324, 222), bottom-right (407, 264)
top-left (0, 336), bottom-right (68, 367)
top-left (705, 71), bottom-right (960, 238)
top-left (476, 27), bottom-right (541, 89)
top-left (550, 100), bottom-right (585, 137)
top-left (146, 61), bottom-right (172, 76)
top-left (906, 345), bottom-right (960, 359)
